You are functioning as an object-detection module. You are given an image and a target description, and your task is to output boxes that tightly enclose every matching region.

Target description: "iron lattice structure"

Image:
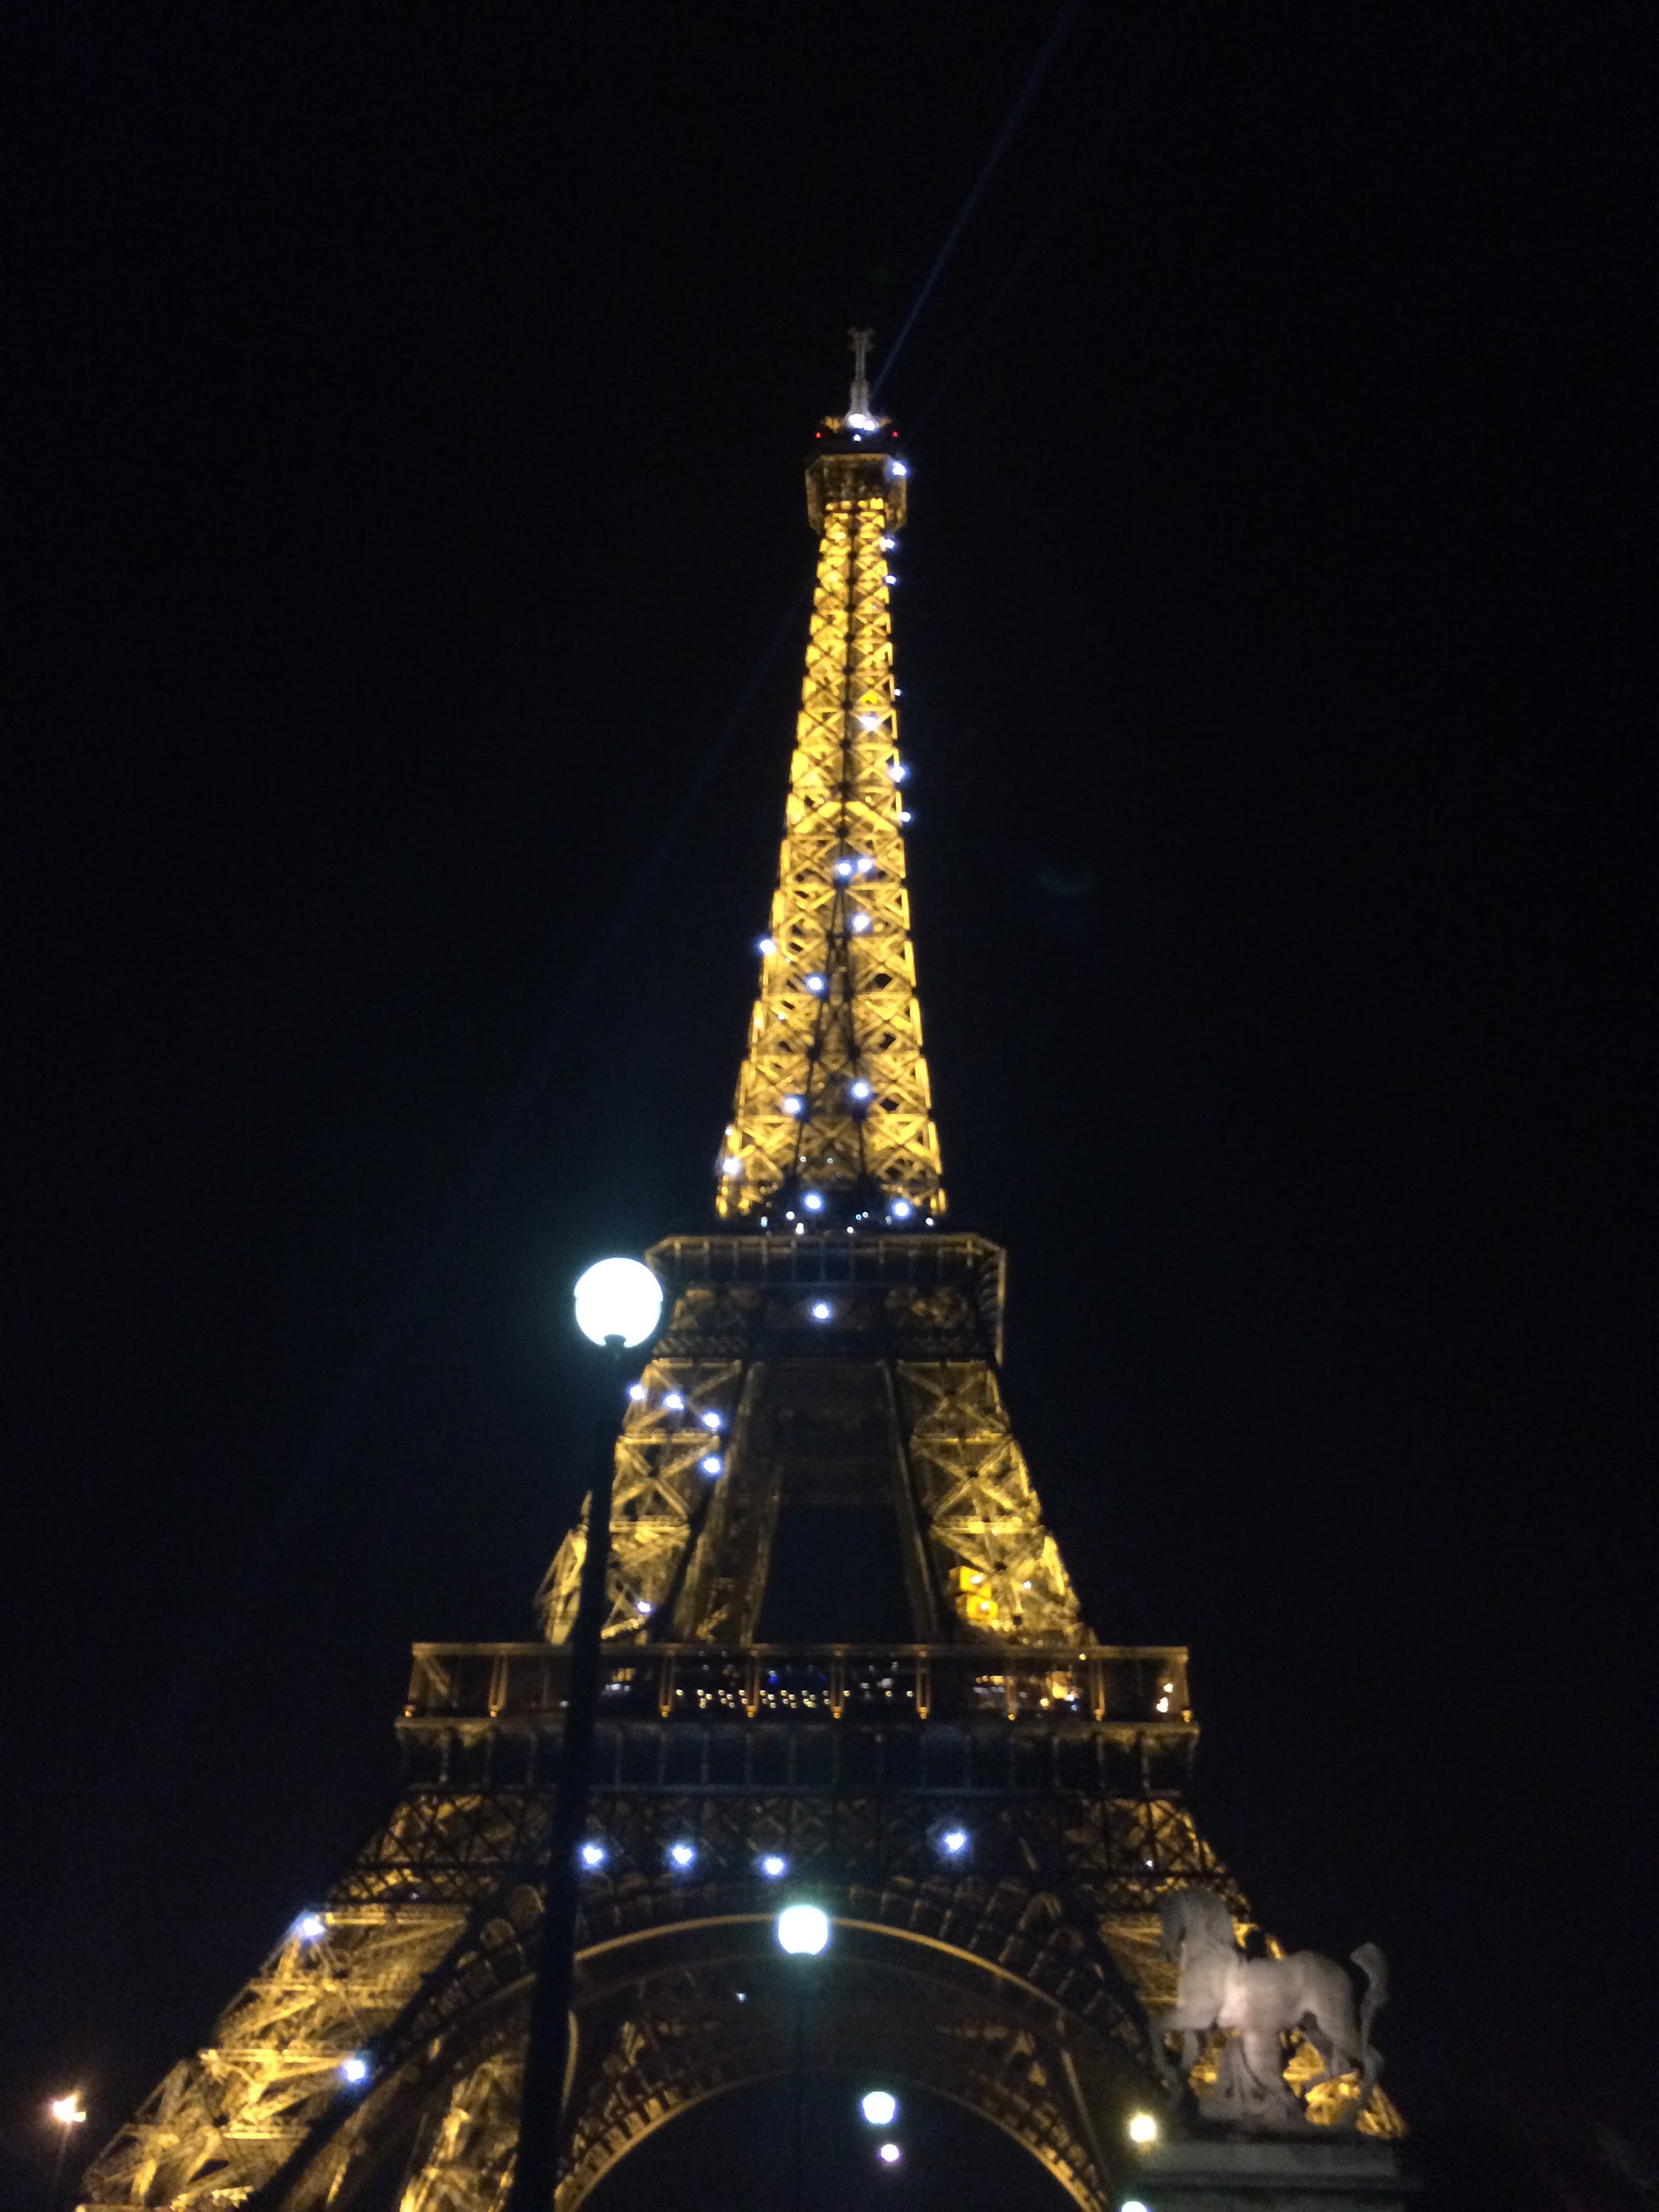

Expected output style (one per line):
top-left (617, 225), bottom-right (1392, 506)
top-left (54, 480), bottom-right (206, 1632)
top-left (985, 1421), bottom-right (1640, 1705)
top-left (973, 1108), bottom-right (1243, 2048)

top-left (81, 369), bottom-right (1402, 2212)
top-left (535, 1234), bottom-right (1086, 1646)
top-left (717, 418), bottom-right (941, 1223)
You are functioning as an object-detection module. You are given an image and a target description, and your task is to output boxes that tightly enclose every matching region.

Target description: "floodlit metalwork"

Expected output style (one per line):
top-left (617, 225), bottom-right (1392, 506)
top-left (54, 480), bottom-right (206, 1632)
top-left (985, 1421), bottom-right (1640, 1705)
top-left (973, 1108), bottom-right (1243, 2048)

top-left (535, 1237), bottom-right (1084, 1648)
top-left (896, 1358), bottom-right (1082, 1641)
top-left (81, 348), bottom-right (1405, 2212)
top-left (81, 1904), bottom-right (468, 2212)
top-left (716, 398), bottom-right (941, 1223)
top-left (537, 1353), bottom-right (745, 1640)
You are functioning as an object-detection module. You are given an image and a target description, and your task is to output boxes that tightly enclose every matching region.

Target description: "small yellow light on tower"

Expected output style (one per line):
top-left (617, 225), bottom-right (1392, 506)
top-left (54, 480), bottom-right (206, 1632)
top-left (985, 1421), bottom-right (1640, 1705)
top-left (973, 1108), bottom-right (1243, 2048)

top-left (48, 2097), bottom-right (87, 2129)
top-left (1127, 2110), bottom-right (1160, 2146)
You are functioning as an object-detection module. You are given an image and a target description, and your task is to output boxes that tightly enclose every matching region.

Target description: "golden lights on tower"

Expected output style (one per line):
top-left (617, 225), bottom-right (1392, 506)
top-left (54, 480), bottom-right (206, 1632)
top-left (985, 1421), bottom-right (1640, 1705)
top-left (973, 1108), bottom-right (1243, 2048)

top-left (716, 360), bottom-right (943, 1225)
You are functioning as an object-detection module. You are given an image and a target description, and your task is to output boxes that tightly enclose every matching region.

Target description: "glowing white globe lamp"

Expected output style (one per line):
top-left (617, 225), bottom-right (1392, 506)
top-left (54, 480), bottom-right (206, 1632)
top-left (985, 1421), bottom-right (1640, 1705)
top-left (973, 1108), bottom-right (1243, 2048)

top-left (573, 1258), bottom-right (663, 1348)
top-left (859, 2089), bottom-right (898, 2127)
top-left (1127, 2110), bottom-right (1160, 2145)
top-left (775, 1902), bottom-right (832, 1956)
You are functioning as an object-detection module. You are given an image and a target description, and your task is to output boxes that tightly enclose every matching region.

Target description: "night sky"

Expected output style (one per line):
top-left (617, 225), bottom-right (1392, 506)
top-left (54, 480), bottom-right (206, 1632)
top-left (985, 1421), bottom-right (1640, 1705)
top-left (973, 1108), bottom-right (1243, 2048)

top-left (3, 5), bottom-right (1652, 2205)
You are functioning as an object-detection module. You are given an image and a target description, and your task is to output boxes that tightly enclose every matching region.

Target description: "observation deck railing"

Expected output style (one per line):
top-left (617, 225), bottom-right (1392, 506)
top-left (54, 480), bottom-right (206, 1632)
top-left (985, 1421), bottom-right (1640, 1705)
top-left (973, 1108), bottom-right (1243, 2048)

top-left (402, 1643), bottom-right (1191, 1731)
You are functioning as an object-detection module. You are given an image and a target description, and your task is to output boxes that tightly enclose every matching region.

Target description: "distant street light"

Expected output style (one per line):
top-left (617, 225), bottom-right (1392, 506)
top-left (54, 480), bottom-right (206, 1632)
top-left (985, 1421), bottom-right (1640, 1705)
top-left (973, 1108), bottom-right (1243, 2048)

top-left (859, 2089), bottom-right (898, 2127)
top-left (776, 1903), bottom-right (833, 2212)
top-left (47, 2097), bottom-right (87, 2212)
top-left (507, 1258), bottom-right (663, 2212)
top-left (1127, 2110), bottom-right (1160, 2145)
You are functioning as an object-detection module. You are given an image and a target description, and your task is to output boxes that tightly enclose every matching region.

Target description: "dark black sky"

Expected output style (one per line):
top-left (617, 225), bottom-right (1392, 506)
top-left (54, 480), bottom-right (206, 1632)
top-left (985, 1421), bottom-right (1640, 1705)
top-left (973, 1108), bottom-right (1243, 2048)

top-left (3, 3), bottom-right (1652, 2203)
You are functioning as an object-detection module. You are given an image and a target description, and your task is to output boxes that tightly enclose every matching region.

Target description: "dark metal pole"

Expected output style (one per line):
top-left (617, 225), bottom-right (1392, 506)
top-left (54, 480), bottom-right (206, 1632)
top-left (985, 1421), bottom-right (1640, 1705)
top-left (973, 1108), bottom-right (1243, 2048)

top-left (48, 2125), bottom-right (70, 2212)
top-left (791, 1975), bottom-right (806, 2212)
top-left (505, 1337), bottom-right (624, 2212)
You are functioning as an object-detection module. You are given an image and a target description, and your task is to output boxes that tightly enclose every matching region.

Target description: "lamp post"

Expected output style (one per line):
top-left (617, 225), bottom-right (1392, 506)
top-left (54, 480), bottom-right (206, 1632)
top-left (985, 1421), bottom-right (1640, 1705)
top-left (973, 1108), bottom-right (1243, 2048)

top-left (47, 2097), bottom-right (86, 2212)
top-left (775, 1905), bottom-right (831, 2212)
top-left (506, 1258), bottom-right (663, 2212)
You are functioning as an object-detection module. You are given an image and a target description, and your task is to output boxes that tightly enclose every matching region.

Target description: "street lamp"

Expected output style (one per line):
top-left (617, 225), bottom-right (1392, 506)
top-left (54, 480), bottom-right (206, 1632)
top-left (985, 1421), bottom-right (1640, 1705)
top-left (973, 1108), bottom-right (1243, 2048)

top-left (775, 1905), bottom-right (832, 2212)
top-left (572, 1258), bottom-right (663, 1349)
top-left (859, 2089), bottom-right (898, 2127)
top-left (506, 1258), bottom-right (663, 2212)
top-left (775, 1903), bottom-right (830, 1955)
top-left (47, 2096), bottom-right (86, 2212)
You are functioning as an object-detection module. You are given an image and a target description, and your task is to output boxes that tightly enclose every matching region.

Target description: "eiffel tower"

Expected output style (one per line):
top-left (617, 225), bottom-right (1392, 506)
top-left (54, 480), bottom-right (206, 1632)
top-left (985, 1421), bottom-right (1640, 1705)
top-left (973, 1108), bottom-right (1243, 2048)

top-left (82, 344), bottom-right (1404, 2212)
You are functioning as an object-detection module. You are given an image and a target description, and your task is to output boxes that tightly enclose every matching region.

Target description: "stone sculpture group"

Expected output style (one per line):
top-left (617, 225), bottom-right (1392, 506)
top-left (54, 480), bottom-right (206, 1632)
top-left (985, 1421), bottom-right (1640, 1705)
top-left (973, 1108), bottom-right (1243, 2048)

top-left (1154, 1888), bottom-right (1388, 2131)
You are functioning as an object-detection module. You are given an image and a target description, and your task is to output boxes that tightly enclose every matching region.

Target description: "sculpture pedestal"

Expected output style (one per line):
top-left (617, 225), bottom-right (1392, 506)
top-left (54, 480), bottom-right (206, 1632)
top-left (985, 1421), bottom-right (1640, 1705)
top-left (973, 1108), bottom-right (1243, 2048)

top-left (1127, 2135), bottom-right (1414, 2211)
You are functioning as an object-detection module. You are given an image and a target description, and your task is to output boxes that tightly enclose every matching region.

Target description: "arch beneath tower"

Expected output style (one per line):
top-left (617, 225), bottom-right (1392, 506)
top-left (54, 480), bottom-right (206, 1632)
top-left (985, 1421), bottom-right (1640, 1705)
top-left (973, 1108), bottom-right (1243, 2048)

top-left (371, 1874), bottom-right (1159, 2212)
top-left (554, 1908), bottom-right (1149, 2210)
top-left (579, 2073), bottom-right (1080, 2210)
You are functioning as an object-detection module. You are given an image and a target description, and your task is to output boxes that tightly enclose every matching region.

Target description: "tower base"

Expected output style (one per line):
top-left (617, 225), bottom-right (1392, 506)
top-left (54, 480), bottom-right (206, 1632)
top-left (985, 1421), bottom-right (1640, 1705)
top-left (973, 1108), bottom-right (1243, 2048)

top-left (1128, 2135), bottom-right (1414, 2211)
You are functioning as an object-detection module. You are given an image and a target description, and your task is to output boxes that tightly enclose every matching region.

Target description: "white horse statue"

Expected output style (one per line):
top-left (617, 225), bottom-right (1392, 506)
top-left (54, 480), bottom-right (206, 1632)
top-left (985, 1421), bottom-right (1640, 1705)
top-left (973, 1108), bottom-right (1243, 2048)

top-left (1154, 1888), bottom-right (1387, 2130)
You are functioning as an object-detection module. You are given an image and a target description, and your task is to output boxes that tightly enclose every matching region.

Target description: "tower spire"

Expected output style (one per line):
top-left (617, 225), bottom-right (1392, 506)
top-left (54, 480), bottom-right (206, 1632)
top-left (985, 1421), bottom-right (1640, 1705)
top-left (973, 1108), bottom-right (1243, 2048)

top-left (848, 324), bottom-right (874, 420)
top-left (716, 343), bottom-right (943, 1224)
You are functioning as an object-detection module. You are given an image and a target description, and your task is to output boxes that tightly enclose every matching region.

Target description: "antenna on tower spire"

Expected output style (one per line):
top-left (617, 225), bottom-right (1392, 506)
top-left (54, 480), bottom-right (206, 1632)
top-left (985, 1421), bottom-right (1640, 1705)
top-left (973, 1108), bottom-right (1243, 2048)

top-left (848, 326), bottom-right (875, 420)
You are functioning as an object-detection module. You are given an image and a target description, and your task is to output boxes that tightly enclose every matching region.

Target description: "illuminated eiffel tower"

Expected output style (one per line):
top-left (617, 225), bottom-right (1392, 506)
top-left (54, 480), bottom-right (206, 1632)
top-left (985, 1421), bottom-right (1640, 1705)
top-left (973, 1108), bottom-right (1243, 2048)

top-left (82, 343), bottom-right (1402, 2212)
